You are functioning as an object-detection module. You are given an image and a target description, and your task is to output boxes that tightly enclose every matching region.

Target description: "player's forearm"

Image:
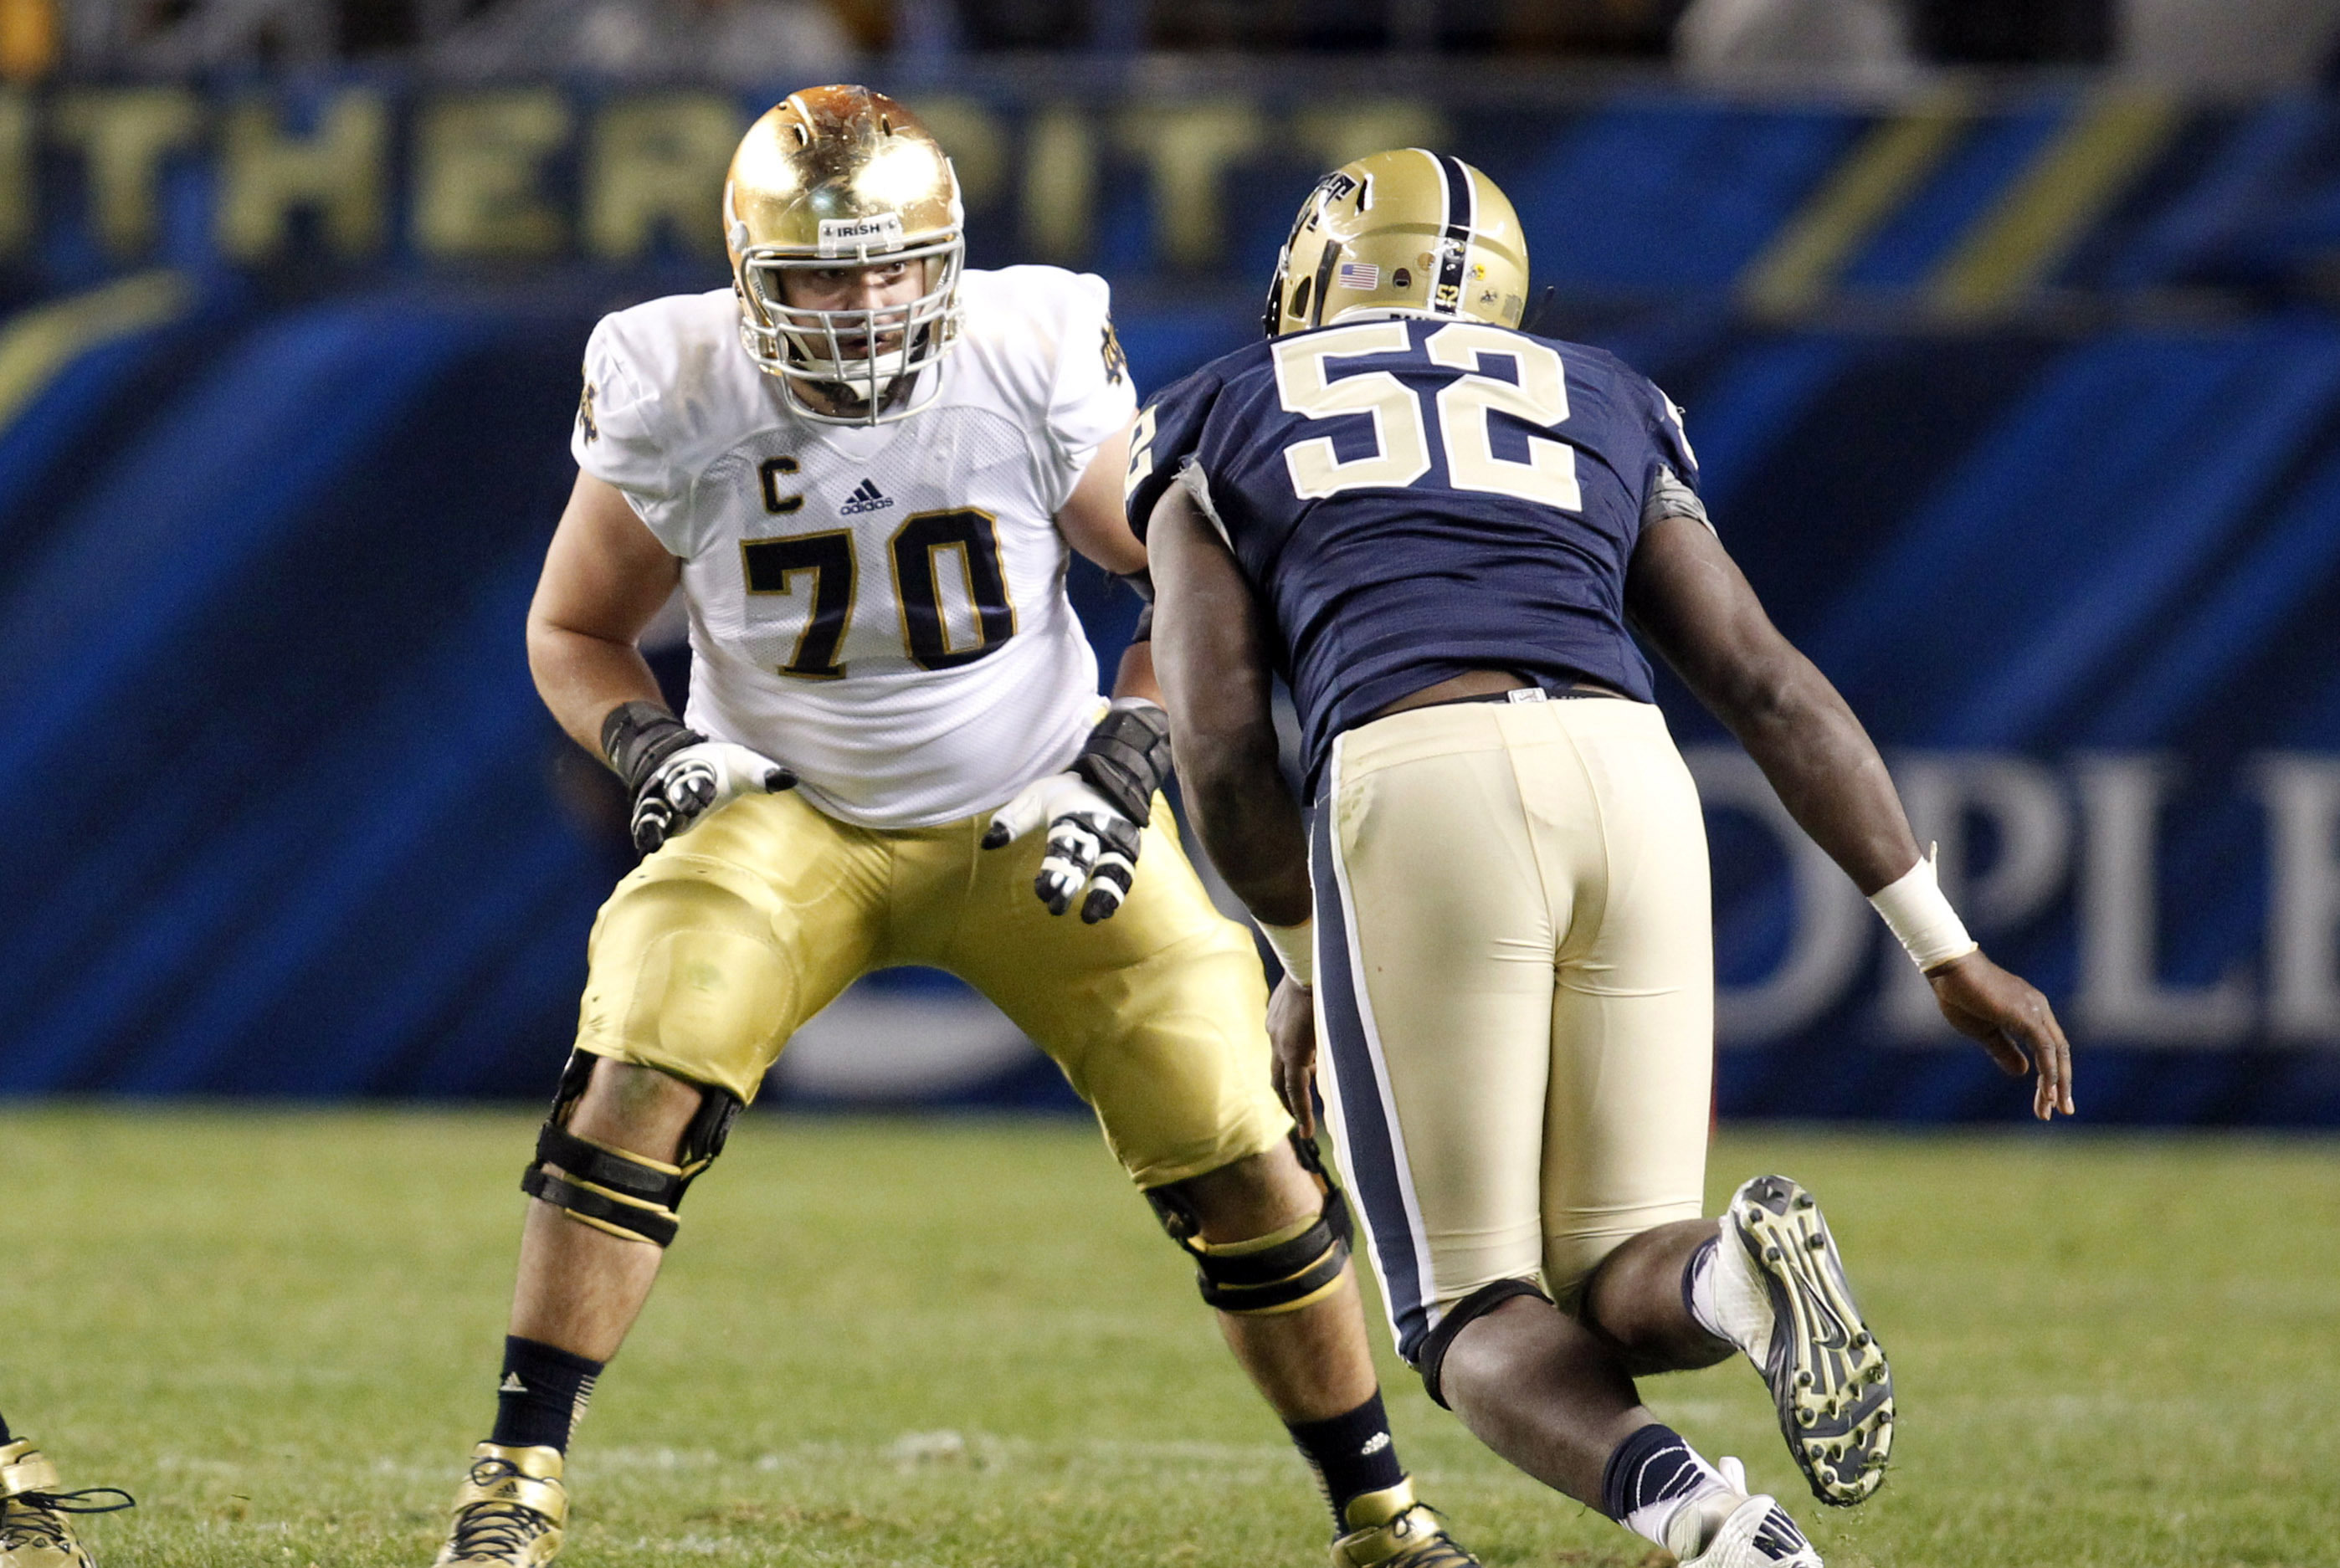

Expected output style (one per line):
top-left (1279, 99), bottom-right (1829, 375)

top-left (1111, 638), bottom-right (1163, 705)
top-left (1178, 734), bottom-right (1313, 926)
top-left (526, 616), bottom-right (668, 760)
top-left (1712, 655), bottom-right (1920, 897)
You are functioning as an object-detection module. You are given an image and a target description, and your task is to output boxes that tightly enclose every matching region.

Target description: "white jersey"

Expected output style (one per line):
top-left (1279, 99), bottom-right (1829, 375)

top-left (573, 266), bottom-right (1137, 828)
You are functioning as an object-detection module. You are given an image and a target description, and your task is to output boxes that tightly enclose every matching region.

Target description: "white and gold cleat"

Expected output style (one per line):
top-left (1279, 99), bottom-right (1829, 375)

top-left (1665, 1459), bottom-right (1822, 1567)
top-left (432, 1442), bottom-right (567, 1567)
top-left (1727, 1176), bottom-right (1893, 1506)
top-left (0, 1440), bottom-right (132, 1568)
top-left (1329, 1478), bottom-right (1479, 1568)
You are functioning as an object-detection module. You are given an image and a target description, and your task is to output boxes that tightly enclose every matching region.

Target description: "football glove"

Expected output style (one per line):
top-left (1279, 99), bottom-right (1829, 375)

top-left (981, 699), bottom-right (1173, 923)
top-left (601, 699), bottom-right (795, 855)
top-left (983, 772), bottom-right (1142, 923)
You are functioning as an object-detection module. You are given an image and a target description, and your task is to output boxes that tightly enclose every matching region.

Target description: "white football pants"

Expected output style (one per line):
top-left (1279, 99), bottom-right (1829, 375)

top-left (1310, 694), bottom-right (1714, 1363)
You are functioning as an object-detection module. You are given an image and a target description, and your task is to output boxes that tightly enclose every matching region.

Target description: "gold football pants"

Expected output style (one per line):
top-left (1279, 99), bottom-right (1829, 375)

top-left (571, 788), bottom-right (1291, 1189)
top-left (1309, 697), bottom-right (1714, 1363)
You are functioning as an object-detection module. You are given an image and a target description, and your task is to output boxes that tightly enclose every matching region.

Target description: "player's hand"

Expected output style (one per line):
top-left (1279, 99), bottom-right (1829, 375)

top-left (632, 740), bottom-right (795, 854)
top-left (981, 772), bottom-right (1142, 922)
top-left (1267, 975), bottom-right (1318, 1139)
top-left (1927, 950), bottom-right (2075, 1120)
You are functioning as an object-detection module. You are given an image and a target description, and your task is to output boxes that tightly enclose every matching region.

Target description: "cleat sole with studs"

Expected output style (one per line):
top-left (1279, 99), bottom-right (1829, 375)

top-left (1730, 1174), bottom-right (1894, 1509)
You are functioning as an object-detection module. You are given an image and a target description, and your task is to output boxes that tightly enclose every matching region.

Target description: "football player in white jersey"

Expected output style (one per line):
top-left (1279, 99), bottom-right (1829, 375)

top-left (426, 88), bottom-right (1478, 1568)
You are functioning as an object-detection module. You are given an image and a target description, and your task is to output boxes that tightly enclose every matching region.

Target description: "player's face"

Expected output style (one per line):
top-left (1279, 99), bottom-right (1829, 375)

top-left (778, 260), bottom-right (924, 355)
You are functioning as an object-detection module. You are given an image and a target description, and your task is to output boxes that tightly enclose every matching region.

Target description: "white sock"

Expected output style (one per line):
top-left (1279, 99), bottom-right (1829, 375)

top-left (1606, 1424), bottom-right (1735, 1551)
top-left (1623, 1448), bottom-right (1732, 1551)
top-left (1688, 1229), bottom-right (1775, 1362)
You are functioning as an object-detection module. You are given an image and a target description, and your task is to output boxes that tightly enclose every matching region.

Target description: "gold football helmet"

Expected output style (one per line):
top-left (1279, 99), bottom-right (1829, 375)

top-left (723, 85), bottom-right (965, 424)
top-left (1264, 149), bottom-right (1528, 338)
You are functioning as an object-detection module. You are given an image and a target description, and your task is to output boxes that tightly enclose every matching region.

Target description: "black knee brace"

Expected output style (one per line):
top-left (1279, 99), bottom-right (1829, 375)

top-left (1414, 1278), bottom-right (1552, 1409)
top-left (1147, 1133), bottom-right (1356, 1316)
top-left (519, 1053), bottom-right (742, 1247)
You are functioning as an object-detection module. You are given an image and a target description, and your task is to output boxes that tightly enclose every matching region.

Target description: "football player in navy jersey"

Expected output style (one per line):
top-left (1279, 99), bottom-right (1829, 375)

top-left (1132, 150), bottom-right (2073, 1568)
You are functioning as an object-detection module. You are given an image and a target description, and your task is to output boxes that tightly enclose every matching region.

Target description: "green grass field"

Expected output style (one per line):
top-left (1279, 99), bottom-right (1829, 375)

top-left (2, 1109), bottom-right (2334, 1568)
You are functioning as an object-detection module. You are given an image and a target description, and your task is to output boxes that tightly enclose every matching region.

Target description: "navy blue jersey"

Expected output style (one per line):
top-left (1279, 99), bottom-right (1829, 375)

top-left (1125, 315), bottom-right (1703, 791)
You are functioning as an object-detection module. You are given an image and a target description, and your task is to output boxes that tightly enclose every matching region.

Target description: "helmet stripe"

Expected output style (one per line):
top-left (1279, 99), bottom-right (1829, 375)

top-left (1433, 153), bottom-right (1474, 315)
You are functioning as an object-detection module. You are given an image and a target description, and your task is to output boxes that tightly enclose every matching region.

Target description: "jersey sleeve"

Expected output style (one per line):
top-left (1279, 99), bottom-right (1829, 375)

top-left (1636, 377), bottom-right (1712, 534)
top-left (572, 314), bottom-right (691, 555)
top-left (1122, 368), bottom-right (1221, 542)
top-left (1038, 272), bottom-right (1140, 515)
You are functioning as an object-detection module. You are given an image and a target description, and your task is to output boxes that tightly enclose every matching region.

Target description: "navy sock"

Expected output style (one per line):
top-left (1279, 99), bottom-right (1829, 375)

top-left (1599, 1422), bottom-right (1709, 1524)
top-left (0, 1408), bottom-right (12, 1445)
top-left (490, 1336), bottom-right (603, 1454)
top-left (1287, 1392), bottom-right (1408, 1530)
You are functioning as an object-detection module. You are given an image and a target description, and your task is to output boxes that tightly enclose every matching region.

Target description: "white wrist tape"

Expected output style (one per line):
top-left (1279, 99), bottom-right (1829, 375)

top-left (1256, 916), bottom-right (1315, 988)
top-left (1869, 845), bottom-right (1978, 972)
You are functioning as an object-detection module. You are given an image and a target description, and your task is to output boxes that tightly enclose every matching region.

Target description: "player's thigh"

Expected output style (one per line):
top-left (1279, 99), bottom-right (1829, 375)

top-left (576, 791), bottom-right (885, 1103)
top-left (950, 803), bottom-right (1289, 1189)
top-left (1537, 720), bottom-right (1715, 1304)
top-left (1314, 733), bottom-right (1563, 1362)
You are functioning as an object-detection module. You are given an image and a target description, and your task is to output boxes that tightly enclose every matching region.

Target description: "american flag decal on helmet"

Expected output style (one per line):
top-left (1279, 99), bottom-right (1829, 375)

top-left (1337, 261), bottom-right (1381, 291)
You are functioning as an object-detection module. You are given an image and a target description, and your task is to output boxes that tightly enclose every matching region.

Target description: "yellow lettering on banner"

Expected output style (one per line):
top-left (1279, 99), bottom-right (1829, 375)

top-left (586, 95), bottom-right (741, 259)
top-left (0, 88), bottom-right (27, 254)
top-left (1022, 106), bottom-right (1093, 264)
top-left (1928, 90), bottom-right (2179, 321)
top-left (417, 90), bottom-right (571, 258)
top-left (905, 96), bottom-right (1006, 213)
top-left (54, 87), bottom-right (203, 256)
top-left (1737, 90), bottom-right (1970, 322)
top-left (217, 90), bottom-right (389, 259)
top-left (1293, 100), bottom-right (1450, 172)
top-left (1117, 102), bottom-right (1265, 270)
top-left (0, 0), bottom-right (58, 83)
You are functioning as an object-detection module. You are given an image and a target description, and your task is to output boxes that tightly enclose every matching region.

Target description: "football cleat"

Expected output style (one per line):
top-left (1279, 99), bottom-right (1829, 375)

top-left (432, 1442), bottom-right (566, 1567)
top-left (1665, 1459), bottom-right (1821, 1567)
top-left (1329, 1478), bottom-right (1479, 1568)
top-left (1727, 1176), bottom-right (1893, 1506)
top-left (0, 1439), bottom-right (134, 1568)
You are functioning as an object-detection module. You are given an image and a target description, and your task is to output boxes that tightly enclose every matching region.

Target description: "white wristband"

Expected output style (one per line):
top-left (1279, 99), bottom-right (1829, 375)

top-left (1868, 845), bottom-right (1978, 972)
top-left (1256, 916), bottom-right (1315, 988)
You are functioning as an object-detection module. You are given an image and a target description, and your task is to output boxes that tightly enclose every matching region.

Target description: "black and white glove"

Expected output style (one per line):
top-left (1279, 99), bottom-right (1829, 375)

top-left (981, 699), bottom-right (1173, 923)
top-left (601, 699), bottom-right (795, 855)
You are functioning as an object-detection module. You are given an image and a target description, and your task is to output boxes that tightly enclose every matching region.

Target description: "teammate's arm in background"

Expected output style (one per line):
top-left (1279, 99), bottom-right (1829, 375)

top-left (1624, 512), bottom-right (2076, 1120)
top-left (526, 469), bottom-right (682, 751)
top-left (1147, 484), bottom-right (1323, 1128)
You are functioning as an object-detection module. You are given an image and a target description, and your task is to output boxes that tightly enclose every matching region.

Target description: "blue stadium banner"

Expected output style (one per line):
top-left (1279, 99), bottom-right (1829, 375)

top-left (1, 77), bottom-right (2336, 1124)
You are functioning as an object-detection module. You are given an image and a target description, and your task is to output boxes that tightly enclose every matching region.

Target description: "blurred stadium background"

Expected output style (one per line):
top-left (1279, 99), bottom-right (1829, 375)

top-left (5, 0), bottom-right (2340, 1122)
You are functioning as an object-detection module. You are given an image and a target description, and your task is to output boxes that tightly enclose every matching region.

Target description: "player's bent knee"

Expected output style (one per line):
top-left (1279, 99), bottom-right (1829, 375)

top-left (1412, 1278), bottom-right (1552, 1410)
top-left (520, 1051), bottom-right (742, 1248)
top-left (1146, 1133), bottom-right (1355, 1316)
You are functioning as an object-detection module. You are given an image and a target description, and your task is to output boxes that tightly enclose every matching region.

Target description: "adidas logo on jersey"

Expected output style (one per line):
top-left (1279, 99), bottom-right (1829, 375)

top-left (839, 479), bottom-right (894, 515)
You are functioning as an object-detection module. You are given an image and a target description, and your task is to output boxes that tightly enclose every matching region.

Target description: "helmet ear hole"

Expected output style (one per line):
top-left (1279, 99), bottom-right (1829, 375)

top-left (1289, 276), bottom-right (1311, 323)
